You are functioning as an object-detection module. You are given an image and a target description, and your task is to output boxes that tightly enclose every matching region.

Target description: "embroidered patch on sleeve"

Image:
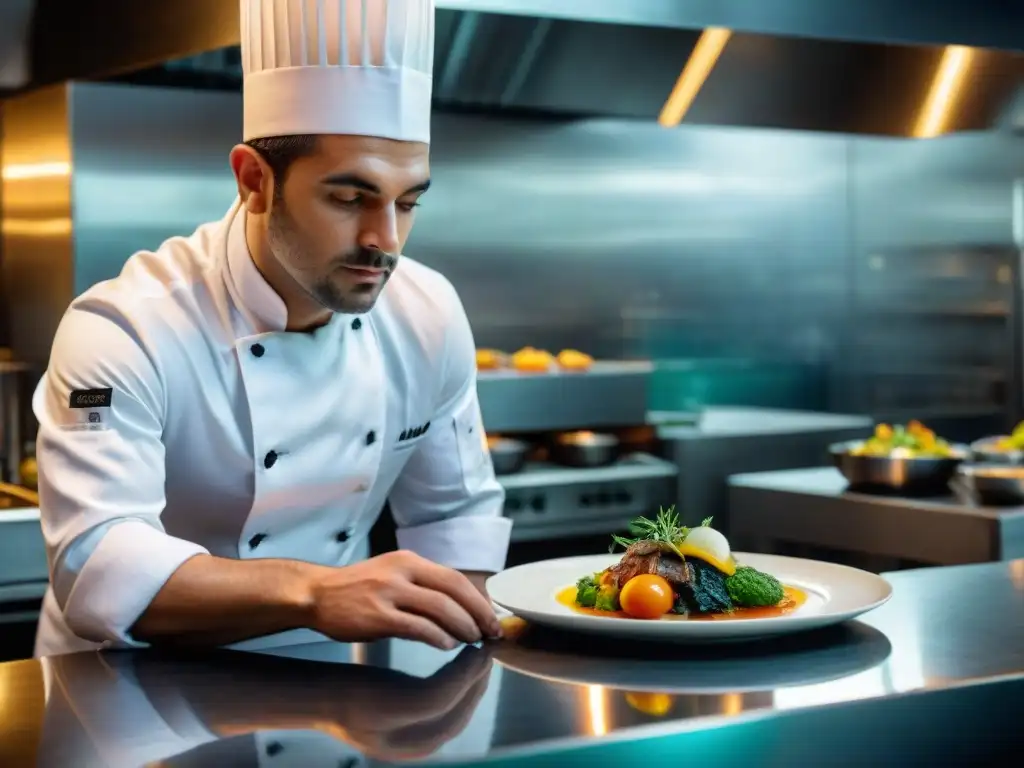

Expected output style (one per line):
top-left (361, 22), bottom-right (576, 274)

top-left (68, 388), bottom-right (113, 409)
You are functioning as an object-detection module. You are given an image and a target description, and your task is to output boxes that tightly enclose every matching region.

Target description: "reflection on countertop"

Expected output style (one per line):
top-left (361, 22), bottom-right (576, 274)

top-left (0, 561), bottom-right (1023, 765)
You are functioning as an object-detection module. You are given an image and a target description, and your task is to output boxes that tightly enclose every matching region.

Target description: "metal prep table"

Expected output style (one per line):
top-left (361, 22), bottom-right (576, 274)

top-left (2, 560), bottom-right (1023, 766)
top-left (729, 466), bottom-right (1024, 565)
top-left (655, 407), bottom-right (873, 536)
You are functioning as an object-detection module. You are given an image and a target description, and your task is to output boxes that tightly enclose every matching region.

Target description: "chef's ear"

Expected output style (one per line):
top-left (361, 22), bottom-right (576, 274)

top-left (229, 144), bottom-right (272, 214)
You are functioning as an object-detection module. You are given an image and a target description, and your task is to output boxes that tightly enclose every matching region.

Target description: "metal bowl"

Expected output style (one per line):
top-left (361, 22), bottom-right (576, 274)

top-left (550, 431), bottom-right (619, 468)
top-left (487, 437), bottom-right (529, 475)
top-left (829, 439), bottom-right (968, 494)
top-left (956, 463), bottom-right (1024, 506)
top-left (969, 437), bottom-right (1024, 466)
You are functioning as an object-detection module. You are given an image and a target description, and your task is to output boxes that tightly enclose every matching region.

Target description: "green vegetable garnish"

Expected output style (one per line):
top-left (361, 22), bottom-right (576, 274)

top-left (610, 506), bottom-right (712, 559)
top-left (575, 574), bottom-right (600, 608)
top-left (725, 566), bottom-right (785, 607)
top-left (595, 584), bottom-right (620, 612)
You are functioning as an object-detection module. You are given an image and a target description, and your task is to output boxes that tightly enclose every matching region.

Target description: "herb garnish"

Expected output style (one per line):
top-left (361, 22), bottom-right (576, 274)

top-left (610, 505), bottom-right (713, 558)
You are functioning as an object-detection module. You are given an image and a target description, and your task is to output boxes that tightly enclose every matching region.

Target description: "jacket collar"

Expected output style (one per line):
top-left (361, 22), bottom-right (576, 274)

top-left (223, 197), bottom-right (290, 333)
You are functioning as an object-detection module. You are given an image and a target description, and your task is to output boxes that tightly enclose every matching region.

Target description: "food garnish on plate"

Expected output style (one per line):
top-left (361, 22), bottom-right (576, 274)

top-left (848, 421), bottom-right (955, 459)
top-left (562, 507), bottom-right (804, 621)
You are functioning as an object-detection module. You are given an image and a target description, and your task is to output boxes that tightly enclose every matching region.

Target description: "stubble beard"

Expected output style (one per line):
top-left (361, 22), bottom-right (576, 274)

top-left (267, 201), bottom-right (397, 315)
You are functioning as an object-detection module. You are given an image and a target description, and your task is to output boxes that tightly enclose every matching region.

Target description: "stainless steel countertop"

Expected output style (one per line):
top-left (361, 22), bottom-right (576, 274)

top-left (728, 466), bottom-right (1024, 564)
top-left (654, 407), bottom-right (873, 439)
top-left (2, 560), bottom-right (1024, 766)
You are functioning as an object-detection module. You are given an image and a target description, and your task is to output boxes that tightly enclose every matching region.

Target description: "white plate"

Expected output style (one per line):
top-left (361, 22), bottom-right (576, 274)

top-left (487, 552), bottom-right (893, 644)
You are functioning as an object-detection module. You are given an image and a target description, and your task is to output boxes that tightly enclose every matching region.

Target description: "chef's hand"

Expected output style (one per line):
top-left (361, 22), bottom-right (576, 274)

top-left (309, 550), bottom-right (502, 649)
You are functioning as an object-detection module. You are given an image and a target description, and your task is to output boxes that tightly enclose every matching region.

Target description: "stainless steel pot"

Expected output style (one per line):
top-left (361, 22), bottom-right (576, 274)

top-left (550, 431), bottom-right (619, 468)
top-left (969, 437), bottom-right (1024, 465)
top-left (956, 464), bottom-right (1024, 506)
top-left (829, 439), bottom-right (968, 493)
top-left (487, 437), bottom-right (528, 475)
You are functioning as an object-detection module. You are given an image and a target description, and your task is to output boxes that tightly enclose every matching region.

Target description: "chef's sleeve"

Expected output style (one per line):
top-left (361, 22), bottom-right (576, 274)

top-left (387, 286), bottom-right (511, 574)
top-left (33, 306), bottom-right (209, 646)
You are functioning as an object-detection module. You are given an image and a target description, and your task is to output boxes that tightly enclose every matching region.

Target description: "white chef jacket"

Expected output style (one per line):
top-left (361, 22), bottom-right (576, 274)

top-left (32, 197), bottom-right (511, 657)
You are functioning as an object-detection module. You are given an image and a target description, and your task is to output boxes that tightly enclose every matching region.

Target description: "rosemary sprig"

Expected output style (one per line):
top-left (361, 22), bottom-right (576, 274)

top-left (609, 506), bottom-right (714, 557)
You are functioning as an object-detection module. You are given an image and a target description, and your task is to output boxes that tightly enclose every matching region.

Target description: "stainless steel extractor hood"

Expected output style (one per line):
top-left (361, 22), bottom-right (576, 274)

top-left (6, 0), bottom-right (1024, 137)
top-left (430, 10), bottom-right (1024, 136)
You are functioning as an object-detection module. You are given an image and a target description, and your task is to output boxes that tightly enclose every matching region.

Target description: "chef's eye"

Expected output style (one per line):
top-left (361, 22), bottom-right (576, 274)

top-left (331, 195), bottom-right (362, 208)
top-left (397, 200), bottom-right (421, 213)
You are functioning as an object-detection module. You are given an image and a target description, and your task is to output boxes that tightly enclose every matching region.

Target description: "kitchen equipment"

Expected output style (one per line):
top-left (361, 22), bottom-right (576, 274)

top-left (487, 437), bottom-right (529, 475)
top-left (0, 360), bottom-right (32, 485)
top-left (955, 464), bottom-right (1024, 506)
top-left (550, 431), bottom-right (619, 468)
top-left (969, 437), bottom-right (1024, 465)
top-left (829, 440), bottom-right (968, 493)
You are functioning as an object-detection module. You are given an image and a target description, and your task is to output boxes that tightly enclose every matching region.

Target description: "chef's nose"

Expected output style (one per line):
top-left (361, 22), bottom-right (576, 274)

top-left (357, 205), bottom-right (401, 255)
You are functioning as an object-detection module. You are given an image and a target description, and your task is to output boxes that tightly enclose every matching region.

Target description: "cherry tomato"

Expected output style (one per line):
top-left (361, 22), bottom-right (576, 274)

top-left (619, 574), bottom-right (674, 619)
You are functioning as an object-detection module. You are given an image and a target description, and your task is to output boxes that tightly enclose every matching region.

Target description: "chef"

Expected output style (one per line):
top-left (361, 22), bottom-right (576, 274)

top-left (31, 0), bottom-right (511, 658)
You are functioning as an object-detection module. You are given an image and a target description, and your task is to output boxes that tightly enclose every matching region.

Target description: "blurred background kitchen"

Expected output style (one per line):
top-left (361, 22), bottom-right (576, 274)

top-left (0, 0), bottom-right (1022, 658)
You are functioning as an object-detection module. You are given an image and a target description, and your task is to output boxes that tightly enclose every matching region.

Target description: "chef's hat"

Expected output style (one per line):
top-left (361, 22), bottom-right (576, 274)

top-left (240, 0), bottom-right (435, 143)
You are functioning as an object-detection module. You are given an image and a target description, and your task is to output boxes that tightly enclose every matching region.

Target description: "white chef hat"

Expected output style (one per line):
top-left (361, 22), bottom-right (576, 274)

top-left (240, 0), bottom-right (435, 144)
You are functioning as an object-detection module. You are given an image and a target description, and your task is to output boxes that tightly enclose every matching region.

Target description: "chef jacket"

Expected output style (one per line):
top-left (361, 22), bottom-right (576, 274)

top-left (31, 197), bottom-right (511, 658)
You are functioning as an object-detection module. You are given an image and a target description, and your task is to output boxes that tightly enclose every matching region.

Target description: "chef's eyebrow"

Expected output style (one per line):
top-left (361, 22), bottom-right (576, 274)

top-left (321, 173), bottom-right (431, 196)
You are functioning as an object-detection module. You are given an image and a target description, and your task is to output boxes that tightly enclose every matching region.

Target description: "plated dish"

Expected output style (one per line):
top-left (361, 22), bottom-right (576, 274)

top-left (487, 510), bottom-right (892, 644)
top-left (830, 421), bottom-right (967, 493)
top-left (564, 507), bottom-right (800, 621)
top-left (971, 422), bottom-right (1024, 464)
top-left (847, 421), bottom-right (957, 459)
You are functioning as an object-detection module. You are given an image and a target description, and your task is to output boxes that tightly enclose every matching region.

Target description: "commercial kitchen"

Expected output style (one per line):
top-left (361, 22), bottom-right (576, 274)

top-left (1, 0), bottom-right (1023, 765)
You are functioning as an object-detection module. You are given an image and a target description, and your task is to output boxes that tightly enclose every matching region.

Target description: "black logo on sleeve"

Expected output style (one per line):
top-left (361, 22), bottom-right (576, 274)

top-left (69, 388), bottom-right (113, 409)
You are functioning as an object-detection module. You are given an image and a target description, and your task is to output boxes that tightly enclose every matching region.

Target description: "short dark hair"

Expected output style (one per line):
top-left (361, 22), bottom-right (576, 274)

top-left (244, 135), bottom-right (318, 188)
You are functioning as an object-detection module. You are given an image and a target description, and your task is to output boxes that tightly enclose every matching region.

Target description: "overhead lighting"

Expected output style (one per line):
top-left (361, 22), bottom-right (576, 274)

top-left (913, 45), bottom-right (975, 139)
top-left (658, 27), bottom-right (732, 128)
top-left (1, 161), bottom-right (71, 181)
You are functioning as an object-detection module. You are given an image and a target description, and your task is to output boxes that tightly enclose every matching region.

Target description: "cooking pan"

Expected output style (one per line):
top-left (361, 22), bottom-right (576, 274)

top-left (969, 437), bottom-right (1024, 466)
top-left (956, 464), bottom-right (1024, 506)
top-left (487, 437), bottom-right (529, 475)
top-left (549, 431), bottom-right (619, 468)
top-left (829, 439), bottom-right (968, 494)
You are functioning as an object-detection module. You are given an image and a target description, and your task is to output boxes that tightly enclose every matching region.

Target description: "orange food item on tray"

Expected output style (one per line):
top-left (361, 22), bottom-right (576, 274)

top-left (475, 349), bottom-right (505, 370)
top-left (511, 347), bottom-right (554, 373)
top-left (557, 349), bottom-right (593, 371)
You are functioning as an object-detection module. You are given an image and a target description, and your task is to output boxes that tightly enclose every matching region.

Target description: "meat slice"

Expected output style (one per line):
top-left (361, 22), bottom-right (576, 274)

top-left (607, 540), bottom-right (690, 589)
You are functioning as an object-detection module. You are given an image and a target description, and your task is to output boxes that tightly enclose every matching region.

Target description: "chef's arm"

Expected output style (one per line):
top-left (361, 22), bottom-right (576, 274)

top-left (386, 282), bottom-right (512, 580)
top-left (35, 308), bottom-right (322, 648)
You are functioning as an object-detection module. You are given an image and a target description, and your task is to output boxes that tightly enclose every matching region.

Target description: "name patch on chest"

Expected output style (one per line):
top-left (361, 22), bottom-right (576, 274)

top-left (69, 388), bottom-right (113, 409)
top-left (398, 422), bottom-right (431, 442)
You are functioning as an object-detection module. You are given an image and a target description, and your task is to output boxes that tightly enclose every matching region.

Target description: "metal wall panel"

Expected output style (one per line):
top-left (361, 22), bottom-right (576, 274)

top-left (2, 82), bottom-right (1022, 426)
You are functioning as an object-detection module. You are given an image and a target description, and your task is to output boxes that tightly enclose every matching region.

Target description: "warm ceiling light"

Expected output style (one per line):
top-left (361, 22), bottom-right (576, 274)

top-left (913, 45), bottom-right (975, 139)
top-left (658, 27), bottom-right (732, 128)
top-left (1, 161), bottom-right (71, 181)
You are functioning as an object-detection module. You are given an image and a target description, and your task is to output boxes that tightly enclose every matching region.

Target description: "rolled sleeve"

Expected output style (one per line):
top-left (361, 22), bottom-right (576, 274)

top-left (387, 280), bottom-right (511, 574)
top-left (62, 522), bottom-right (207, 645)
top-left (35, 303), bottom-right (209, 646)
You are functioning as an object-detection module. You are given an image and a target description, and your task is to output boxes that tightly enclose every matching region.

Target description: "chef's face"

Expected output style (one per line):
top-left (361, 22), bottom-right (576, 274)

top-left (235, 134), bottom-right (431, 316)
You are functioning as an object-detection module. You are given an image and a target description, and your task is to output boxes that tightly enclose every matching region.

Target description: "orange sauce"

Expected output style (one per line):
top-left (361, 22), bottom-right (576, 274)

top-left (556, 583), bottom-right (807, 621)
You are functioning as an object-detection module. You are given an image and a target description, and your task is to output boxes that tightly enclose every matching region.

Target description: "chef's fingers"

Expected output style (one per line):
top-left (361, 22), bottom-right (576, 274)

top-left (397, 583), bottom-right (482, 645)
top-left (406, 560), bottom-right (500, 637)
top-left (388, 610), bottom-right (458, 651)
